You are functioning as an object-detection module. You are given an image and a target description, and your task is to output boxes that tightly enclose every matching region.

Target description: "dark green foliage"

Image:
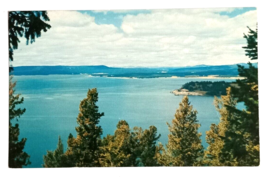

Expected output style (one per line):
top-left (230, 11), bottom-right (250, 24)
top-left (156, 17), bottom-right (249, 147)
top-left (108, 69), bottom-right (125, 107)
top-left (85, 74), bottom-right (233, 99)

top-left (220, 73), bottom-right (258, 166)
top-left (9, 11), bottom-right (50, 168)
top-left (9, 76), bottom-right (30, 168)
top-left (181, 81), bottom-right (231, 96)
top-left (242, 26), bottom-right (257, 60)
top-left (115, 121), bottom-right (139, 166)
top-left (219, 110), bottom-right (248, 165)
top-left (100, 121), bottom-right (161, 167)
top-left (205, 88), bottom-right (240, 166)
top-left (137, 126), bottom-right (161, 166)
top-left (43, 136), bottom-right (64, 167)
top-left (130, 125), bottom-right (161, 166)
top-left (205, 27), bottom-right (259, 166)
top-left (230, 63), bottom-right (258, 142)
top-left (8, 11), bottom-right (51, 71)
top-left (65, 88), bottom-right (104, 167)
top-left (225, 27), bottom-right (259, 166)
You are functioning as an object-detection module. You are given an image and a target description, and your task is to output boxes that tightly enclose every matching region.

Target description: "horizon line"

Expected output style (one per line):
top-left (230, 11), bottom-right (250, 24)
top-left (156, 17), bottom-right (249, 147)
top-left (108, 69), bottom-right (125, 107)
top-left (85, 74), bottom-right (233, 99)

top-left (11, 62), bottom-right (257, 68)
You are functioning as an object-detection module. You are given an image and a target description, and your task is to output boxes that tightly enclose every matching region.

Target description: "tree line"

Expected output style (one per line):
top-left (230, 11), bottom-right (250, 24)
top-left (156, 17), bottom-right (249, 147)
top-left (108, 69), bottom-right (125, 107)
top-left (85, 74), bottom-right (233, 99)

top-left (9, 11), bottom-right (259, 167)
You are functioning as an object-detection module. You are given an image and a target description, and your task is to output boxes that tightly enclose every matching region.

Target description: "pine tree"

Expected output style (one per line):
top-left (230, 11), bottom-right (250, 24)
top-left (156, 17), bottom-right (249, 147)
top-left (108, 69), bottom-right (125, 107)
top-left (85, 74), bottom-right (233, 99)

top-left (43, 136), bottom-right (64, 167)
top-left (9, 11), bottom-right (51, 167)
top-left (65, 88), bottom-right (104, 167)
top-left (223, 26), bottom-right (259, 166)
top-left (242, 27), bottom-right (257, 60)
top-left (100, 121), bottom-right (161, 167)
top-left (9, 11), bottom-right (51, 71)
top-left (204, 27), bottom-right (259, 166)
top-left (100, 120), bottom-right (132, 167)
top-left (204, 87), bottom-right (238, 166)
top-left (138, 126), bottom-right (161, 166)
top-left (157, 96), bottom-right (204, 166)
top-left (9, 76), bottom-right (30, 168)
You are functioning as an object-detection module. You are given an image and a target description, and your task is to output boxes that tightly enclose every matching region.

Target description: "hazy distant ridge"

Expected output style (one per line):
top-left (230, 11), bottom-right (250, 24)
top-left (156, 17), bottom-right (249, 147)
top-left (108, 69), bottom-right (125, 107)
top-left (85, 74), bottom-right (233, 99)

top-left (12, 63), bottom-right (257, 78)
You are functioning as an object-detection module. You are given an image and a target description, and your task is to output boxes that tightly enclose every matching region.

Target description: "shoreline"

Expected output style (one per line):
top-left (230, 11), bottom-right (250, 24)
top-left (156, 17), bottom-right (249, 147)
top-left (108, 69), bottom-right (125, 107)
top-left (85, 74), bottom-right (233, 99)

top-left (171, 89), bottom-right (206, 96)
top-left (185, 76), bottom-right (246, 80)
top-left (13, 74), bottom-right (246, 80)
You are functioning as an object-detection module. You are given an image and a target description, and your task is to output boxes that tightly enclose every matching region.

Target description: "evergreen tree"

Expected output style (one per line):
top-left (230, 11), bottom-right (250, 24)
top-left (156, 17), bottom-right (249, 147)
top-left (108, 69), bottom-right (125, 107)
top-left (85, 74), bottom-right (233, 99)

top-left (9, 76), bottom-right (30, 168)
top-left (65, 88), bottom-right (104, 167)
top-left (100, 120), bottom-right (132, 167)
top-left (9, 11), bottom-right (51, 168)
top-left (157, 96), bottom-right (204, 166)
top-left (205, 26), bottom-right (259, 166)
top-left (138, 126), bottom-right (161, 166)
top-left (223, 26), bottom-right (259, 166)
top-left (43, 136), bottom-right (64, 167)
top-left (9, 11), bottom-right (51, 71)
top-left (100, 121), bottom-right (161, 167)
top-left (242, 27), bottom-right (257, 60)
top-left (204, 88), bottom-right (238, 166)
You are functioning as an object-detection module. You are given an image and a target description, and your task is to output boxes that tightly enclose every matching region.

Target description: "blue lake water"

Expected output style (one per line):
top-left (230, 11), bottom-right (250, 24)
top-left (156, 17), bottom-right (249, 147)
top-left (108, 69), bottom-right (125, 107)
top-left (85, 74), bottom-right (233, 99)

top-left (13, 75), bottom-right (236, 168)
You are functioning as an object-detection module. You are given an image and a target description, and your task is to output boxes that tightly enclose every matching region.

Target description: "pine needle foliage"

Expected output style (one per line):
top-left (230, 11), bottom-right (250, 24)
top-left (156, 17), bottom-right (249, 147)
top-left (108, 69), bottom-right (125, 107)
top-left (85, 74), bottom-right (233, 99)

top-left (100, 120), bottom-right (132, 167)
top-left (138, 126), bottom-right (161, 166)
top-left (9, 76), bottom-right (30, 168)
top-left (8, 11), bottom-right (51, 167)
top-left (100, 121), bottom-right (161, 167)
top-left (43, 136), bottom-right (64, 167)
top-left (225, 26), bottom-right (259, 166)
top-left (242, 26), bottom-right (257, 60)
top-left (65, 88), bottom-right (104, 167)
top-left (205, 26), bottom-right (259, 166)
top-left (157, 96), bottom-right (204, 166)
top-left (8, 11), bottom-right (51, 71)
top-left (204, 87), bottom-right (238, 166)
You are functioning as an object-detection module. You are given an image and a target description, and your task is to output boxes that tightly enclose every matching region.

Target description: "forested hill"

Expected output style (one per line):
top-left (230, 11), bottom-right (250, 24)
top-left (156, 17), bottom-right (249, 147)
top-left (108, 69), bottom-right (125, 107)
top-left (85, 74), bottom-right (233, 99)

top-left (12, 63), bottom-right (257, 78)
top-left (180, 81), bottom-right (232, 96)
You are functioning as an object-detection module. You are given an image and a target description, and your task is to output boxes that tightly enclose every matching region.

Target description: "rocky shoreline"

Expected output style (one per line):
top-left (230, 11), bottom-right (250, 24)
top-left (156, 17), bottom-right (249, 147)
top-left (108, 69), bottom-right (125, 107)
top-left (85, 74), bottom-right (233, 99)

top-left (171, 89), bottom-right (205, 96)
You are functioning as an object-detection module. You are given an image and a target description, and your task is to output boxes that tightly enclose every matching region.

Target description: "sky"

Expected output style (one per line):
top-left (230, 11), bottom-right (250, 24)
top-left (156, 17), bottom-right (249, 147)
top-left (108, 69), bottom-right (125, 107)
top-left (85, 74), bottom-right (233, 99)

top-left (12, 7), bottom-right (257, 67)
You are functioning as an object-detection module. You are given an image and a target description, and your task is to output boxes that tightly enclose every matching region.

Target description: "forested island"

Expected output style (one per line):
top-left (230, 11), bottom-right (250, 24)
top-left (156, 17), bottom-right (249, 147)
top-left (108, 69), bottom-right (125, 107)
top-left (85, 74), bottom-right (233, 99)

top-left (172, 81), bottom-right (234, 96)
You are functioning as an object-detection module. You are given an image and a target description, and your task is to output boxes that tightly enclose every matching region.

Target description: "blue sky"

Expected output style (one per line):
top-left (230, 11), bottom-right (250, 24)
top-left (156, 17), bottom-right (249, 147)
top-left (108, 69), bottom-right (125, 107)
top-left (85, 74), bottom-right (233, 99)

top-left (13, 8), bottom-right (257, 67)
top-left (79, 10), bottom-right (151, 28)
top-left (78, 7), bottom-right (256, 28)
top-left (219, 7), bottom-right (256, 17)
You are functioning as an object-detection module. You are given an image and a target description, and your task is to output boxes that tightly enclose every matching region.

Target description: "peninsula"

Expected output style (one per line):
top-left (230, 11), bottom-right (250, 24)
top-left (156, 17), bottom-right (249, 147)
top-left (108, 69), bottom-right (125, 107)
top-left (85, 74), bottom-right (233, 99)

top-left (171, 81), bottom-right (234, 96)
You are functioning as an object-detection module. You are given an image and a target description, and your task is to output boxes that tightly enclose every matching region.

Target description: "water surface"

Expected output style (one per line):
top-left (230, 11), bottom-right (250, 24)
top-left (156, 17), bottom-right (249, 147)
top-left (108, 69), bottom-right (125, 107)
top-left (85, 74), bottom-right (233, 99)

top-left (14, 75), bottom-right (235, 167)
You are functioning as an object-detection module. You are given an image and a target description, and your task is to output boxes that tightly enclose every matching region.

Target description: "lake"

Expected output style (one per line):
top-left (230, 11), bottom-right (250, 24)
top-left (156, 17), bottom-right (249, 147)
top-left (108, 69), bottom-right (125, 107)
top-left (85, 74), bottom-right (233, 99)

top-left (13, 75), bottom-right (236, 167)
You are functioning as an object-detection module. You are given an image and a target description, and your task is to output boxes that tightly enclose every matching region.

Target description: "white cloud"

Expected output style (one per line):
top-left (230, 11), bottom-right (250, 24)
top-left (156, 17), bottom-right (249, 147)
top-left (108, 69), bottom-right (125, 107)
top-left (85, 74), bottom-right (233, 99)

top-left (12, 8), bottom-right (257, 67)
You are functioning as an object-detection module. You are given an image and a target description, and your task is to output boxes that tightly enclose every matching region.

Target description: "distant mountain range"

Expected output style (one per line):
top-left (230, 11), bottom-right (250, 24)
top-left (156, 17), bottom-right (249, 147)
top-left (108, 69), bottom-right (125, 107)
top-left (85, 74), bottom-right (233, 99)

top-left (11, 63), bottom-right (258, 78)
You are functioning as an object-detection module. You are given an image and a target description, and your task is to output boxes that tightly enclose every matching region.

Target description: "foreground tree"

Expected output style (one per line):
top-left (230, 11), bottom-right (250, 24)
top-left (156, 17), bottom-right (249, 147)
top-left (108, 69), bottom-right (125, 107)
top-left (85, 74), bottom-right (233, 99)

top-left (100, 121), bottom-right (161, 167)
top-left (65, 88), bottom-right (104, 167)
top-left (9, 76), bottom-right (30, 167)
top-left (9, 11), bottom-right (51, 168)
top-left (9, 11), bottom-right (51, 70)
top-left (242, 27), bottom-right (257, 60)
top-left (100, 120), bottom-right (132, 167)
top-left (225, 26), bottom-right (259, 166)
top-left (204, 88), bottom-right (238, 166)
top-left (157, 96), bottom-right (204, 166)
top-left (136, 126), bottom-right (161, 166)
top-left (205, 26), bottom-right (259, 166)
top-left (43, 136), bottom-right (65, 167)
